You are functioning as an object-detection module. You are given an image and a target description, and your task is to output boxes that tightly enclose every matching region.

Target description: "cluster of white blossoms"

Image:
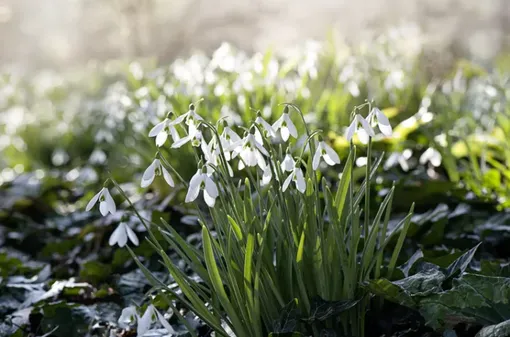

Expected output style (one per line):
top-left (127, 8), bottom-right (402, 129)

top-left (85, 104), bottom-right (393, 248)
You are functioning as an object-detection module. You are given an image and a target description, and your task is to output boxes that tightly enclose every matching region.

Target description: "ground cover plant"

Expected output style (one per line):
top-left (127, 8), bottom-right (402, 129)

top-left (2, 29), bottom-right (510, 337)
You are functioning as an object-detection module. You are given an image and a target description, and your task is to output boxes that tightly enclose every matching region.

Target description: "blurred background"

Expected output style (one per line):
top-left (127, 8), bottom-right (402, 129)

top-left (1, 0), bottom-right (509, 71)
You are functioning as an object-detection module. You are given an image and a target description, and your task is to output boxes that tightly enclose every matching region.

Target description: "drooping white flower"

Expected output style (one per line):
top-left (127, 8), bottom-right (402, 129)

top-left (148, 118), bottom-right (181, 147)
top-left (220, 126), bottom-right (242, 161)
top-left (172, 119), bottom-right (203, 148)
top-left (141, 159), bottom-right (174, 188)
top-left (85, 187), bottom-right (116, 216)
top-left (109, 222), bottom-right (139, 247)
top-left (254, 114), bottom-right (276, 141)
top-left (346, 114), bottom-right (375, 142)
top-left (384, 149), bottom-right (413, 171)
top-left (172, 104), bottom-right (203, 125)
top-left (201, 139), bottom-right (233, 177)
top-left (282, 167), bottom-right (306, 194)
top-left (261, 165), bottom-right (273, 186)
top-left (419, 147), bottom-right (441, 167)
top-left (231, 134), bottom-right (269, 170)
top-left (137, 305), bottom-right (156, 337)
top-left (155, 310), bottom-right (176, 335)
top-left (312, 141), bottom-right (341, 170)
top-left (118, 306), bottom-right (138, 328)
top-left (280, 154), bottom-right (296, 172)
top-left (367, 108), bottom-right (392, 137)
top-left (272, 112), bottom-right (298, 141)
top-left (185, 170), bottom-right (219, 207)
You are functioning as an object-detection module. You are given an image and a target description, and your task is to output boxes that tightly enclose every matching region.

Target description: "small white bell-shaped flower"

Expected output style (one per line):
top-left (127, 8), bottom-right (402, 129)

top-left (185, 169), bottom-right (219, 207)
top-left (282, 166), bottom-right (306, 194)
top-left (346, 114), bottom-right (375, 142)
top-left (312, 140), bottom-right (341, 170)
top-left (261, 164), bottom-right (273, 186)
top-left (367, 107), bottom-right (392, 137)
top-left (419, 147), bottom-right (442, 167)
top-left (254, 113), bottom-right (276, 142)
top-left (272, 111), bottom-right (297, 142)
top-left (86, 187), bottom-right (116, 216)
top-left (172, 119), bottom-right (203, 148)
top-left (118, 306), bottom-right (138, 328)
top-left (109, 222), bottom-right (139, 247)
top-left (148, 115), bottom-right (181, 147)
top-left (219, 125), bottom-right (241, 161)
top-left (141, 158), bottom-right (174, 188)
top-left (231, 133), bottom-right (269, 170)
top-left (172, 103), bottom-right (203, 125)
top-left (280, 153), bottom-right (296, 172)
top-left (202, 139), bottom-right (233, 177)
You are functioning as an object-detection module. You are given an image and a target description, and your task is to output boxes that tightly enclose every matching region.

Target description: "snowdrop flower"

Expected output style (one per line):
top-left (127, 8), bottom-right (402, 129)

top-left (280, 153), bottom-right (296, 172)
top-left (346, 114), bottom-right (375, 142)
top-left (231, 133), bottom-right (269, 170)
top-left (272, 112), bottom-right (297, 141)
top-left (85, 187), bottom-right (116, 216)
top-left (419, 147), bottom-right (442, 167)
top-left (138, 305), bottom-right (175, 336)
top-left (367, 108), bottom-right (392, 137)
top-left (220, 126), bottom-right (242, 161)
top-left (148, 117), bottom-right (181, 147)
top-left (185, 169), bottom-right (219, 207)
top-left (254, 113), bottom-right (276, 140)
top-left (172, 119), bottom-right (203, 148)
top-left (282, 166), bottom-right (306, 194)
top-left (384, 149), bottom-right (413, 171)
top-left (261, 165), bottom-right (273, 186)
top-left (172, 103), bottom-right (203, 125)
top-left (312, 141), bottom-right (341, 170)
top-left (109, 222), bottom-right (139, 247)
top-left (202, 139), bottom-right (233, 177)
top-left (141, 159), bottom-right (174, 188)
top-left (118, 306), bottom-right (138, 328)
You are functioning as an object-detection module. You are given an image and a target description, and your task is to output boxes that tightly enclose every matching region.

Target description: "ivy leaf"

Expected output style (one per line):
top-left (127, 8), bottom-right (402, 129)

top-left (304, 297), bottom-right (360, 323)
top-left (445, 242), bottom-right (481, 279)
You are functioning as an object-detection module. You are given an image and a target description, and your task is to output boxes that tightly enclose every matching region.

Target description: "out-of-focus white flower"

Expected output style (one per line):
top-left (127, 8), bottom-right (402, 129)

top-left (384, 149), bottom-right (413, 171)
top-left (141, 159), bottom-right (174, 188)
top-left (172, 120), bottom-right (202, 148)
top-left (109, 222), bottom-right (139, 247)
top-left (346, 114), bottom-right (375, 142)
top-left (85, 187), bottom-right (116, 216)
top-left (419, 147), bottom-right (442, 167)
top-left (282, 167), bottom-right (306, 194)
top-left (272, 112), bottom-right (297, 141)
top-left (281, 154), bottom-right (296, 172)
top-left (261, 165), bottom-right (273, 186)
top-left (118, 306), bottom-right (138, 328)
top-left (312, 141), bottom-right (340, 170)
top-left (185, 169), bottom-right (219, 207)
top-left (220, 126), bottom-right (242, 161)
top-left (231, 134), bottom-right (269, 170)
top-left (367, 108), bottom-right (392, 137)
top-left (148, 118), bottom-right (181, 147)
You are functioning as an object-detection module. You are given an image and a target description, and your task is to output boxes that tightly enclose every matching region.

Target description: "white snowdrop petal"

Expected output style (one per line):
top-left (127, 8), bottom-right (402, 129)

top-left (172, 135), bottom-right (190, 148)
top-left (281, 127), bottom-right (290, 142)
top-left (262, 166), bottom-right (272, 185)
top-left (357, 115), bottom-right (375, 137)
top-left (148, 120), bottom-right (166, 137)
top-left (156, 310), bottom-right (175, 334)
top-left (282, 174), bottom-right (293, 192)
top-left (109, 223), bottom-right (124, 246)
top-left (285, 115), bottom-right (298, 138)
top-left (272, 115), bottom-right (284, 129)
top-left (142, 160), bottom-right (157, 184)
top-left (169, 125), bottom-right (181, 142)
top-left (312, 146), bottom-right (322, 170)
top-left (205, 177), bottom-right (219, 198)
top-left (203, 189), bottom-right (216, 207)
top-left (294, 169), bottom-right (306, 193)
top-left (171, 114), bottom-right (186, 125)
top-left (281, 155), bottom-right (295, 172)
top-left (137, 306), bottom-right (155, 337)
top-left (346, 119), bottom-right (357, 142)
top-left (185, 172), bottom-right (203, 203)
top-left (323, 143), bottom-right (340, 165)
top-left (117, 224), bottom-right (128, 248)
top-left (103, 189), bottom-right (116, 214)
top-left (85, 190), bottom-right (102, 212)
top-left (99, 201), bottom-right (109, 216)
top-left (118, 306), bottom-right (137, 328)
top-left (162, 167), bottom-right (175, 187)
top-left (125, 225), bottom-right (139, 246)
top-left (155, 131), bottom-right (168, 147)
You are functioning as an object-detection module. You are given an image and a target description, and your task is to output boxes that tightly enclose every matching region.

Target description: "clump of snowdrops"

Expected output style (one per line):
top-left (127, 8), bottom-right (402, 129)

top-left (85, 101), bottom-right (414, 337)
